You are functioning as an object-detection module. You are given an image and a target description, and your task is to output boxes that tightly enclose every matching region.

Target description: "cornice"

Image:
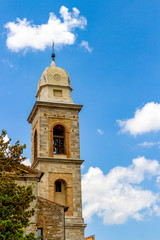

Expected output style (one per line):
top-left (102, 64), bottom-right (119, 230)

top-left (31, 157), bottom-right (84, 168)
top-left (27, 101), bottom-right (83, 123)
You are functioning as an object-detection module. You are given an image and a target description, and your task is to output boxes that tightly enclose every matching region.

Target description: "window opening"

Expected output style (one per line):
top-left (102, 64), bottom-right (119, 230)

top-left (37, 228), bottom-right (43, 239)
top-left (55, 181), bottom-right (62, 192)
top-left (53, 125), bottom-right (66, 154)
top-left (34, 130), bottom-right (37, 160)
top-left (53, 89), bottom-right (62, 97)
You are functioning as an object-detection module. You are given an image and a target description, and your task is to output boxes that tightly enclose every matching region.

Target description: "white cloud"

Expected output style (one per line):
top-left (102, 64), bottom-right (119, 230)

top-left (138, 141), bottom-right (160, 148)
top-left (82, 156), bottom-right (160, 225)
top-left (3, 134), bottom-right (9, 143)
top-left (4, 6), bottom-right (87, 52)
top-left (156, 176), bottom-right (160, 184)
top-left (22, 158), bottom-right (31, 166)
top-left (80, 40), bottom-right (93, 53)
top-left (97, 128), bottom-right (104, 135)
top-left (117, 102), bottom-right (160, 136)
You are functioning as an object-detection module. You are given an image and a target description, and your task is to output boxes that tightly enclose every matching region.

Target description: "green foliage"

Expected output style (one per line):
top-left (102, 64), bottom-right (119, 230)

top-left (0, 130), bottom-right (26, 173)
top-left (0, 130), bottom-right (38, 240)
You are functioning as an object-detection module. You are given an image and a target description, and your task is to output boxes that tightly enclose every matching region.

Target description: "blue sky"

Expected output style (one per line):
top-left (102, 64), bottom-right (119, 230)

top-left (1, 0), bottom-right (160, 239)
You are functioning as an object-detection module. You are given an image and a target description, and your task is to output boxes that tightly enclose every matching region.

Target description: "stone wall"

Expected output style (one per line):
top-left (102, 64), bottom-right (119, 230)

top-left (49, 172), bottom-right (73, 216)
top-left (65, 225), bottom-right (86, 240)
top-left (35, 159), bottom-right (86, 240)
top-left (29, 101), bottom-right (86, 240)
top-left (36, 160), bottom-right (83, 219)
top-left (31, 105), bottom-right (81, 163)
top-left (37, 197), bottom-right (65, 240)
top-left (16, 177), bottom-right (38, 236)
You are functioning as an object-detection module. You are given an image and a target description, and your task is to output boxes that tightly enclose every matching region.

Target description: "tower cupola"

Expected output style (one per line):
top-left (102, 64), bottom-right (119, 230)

top-left (36, 59), bottom-right (73, 103)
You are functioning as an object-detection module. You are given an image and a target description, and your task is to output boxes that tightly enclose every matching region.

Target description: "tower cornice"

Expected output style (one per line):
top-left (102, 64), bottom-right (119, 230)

top-left (27, 101), bottom-right (83, 123)
top-left (31, 157), bottom-right (84, 168)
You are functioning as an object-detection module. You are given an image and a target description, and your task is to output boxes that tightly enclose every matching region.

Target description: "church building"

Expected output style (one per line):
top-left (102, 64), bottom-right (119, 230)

top-left (27, 54), bottom-right (89, 240)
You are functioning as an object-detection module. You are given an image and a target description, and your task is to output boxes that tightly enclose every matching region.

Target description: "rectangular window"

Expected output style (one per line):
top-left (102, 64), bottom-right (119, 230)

top-left (56, 181), bottom-right (62, 192)
top-left (37, 228), bottom-right (43, 239)
top-left (53, 89), bottom-right (62, 97)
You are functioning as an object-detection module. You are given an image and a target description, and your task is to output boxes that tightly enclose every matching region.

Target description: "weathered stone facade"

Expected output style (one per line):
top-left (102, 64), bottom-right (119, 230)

top-left (14, 166), bottom-right (69, 240)
top-left (37, 197), bottom-right (68, 240)
top-left (14, 165), bottom-right (43, 236)
top-left (29, 102), bottom-right (82, 162)
top-left (28, 59), bottom-right (86, 240)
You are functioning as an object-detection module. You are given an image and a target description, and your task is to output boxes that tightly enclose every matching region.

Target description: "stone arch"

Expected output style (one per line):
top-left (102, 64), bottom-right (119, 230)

top-left (49, 173), bottom-right (73, 216)
top-left (49, 122), bottom-right (70, 158)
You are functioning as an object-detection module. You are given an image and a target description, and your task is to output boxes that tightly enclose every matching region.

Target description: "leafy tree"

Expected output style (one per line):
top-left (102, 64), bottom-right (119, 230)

top-left (0, 130), bottom-right (38, 240)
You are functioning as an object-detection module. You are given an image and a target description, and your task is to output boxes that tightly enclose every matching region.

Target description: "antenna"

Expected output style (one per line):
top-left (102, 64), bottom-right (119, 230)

top-left (51, 41), bottom-right (55, 60)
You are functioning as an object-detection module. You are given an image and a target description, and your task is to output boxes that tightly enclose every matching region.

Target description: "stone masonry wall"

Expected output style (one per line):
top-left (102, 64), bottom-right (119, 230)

top-left (31, 106), bottom-right (80, 161)
top-left (49, 172), bottom-right (73, 216)
top-left (65, 225), bottom-right (85, 240)
top-left (37, 161), bottom-right (83, 220)
top-left (30, 103), bottom-right (86, 240)
top-left (16, 178), bottom-right (38, 236)
top-left (37, 197), bottom-right (65, 240)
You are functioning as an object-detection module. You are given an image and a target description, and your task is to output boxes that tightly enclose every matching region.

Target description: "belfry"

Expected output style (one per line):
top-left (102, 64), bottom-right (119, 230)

top-left (28, 54), bottom-right (86, 240)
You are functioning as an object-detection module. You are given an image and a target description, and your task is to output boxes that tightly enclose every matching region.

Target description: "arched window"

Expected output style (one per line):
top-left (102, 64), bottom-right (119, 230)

top-left (54, 180), bottom-right (66, 205)
top-left (34, 130), bottom-right (38, 160)
top-left (53, 125), bottom-right (66, 154)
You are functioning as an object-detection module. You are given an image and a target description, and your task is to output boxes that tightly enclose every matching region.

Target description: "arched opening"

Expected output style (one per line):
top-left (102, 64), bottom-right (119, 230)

top-left (34, 130), bottom-right (38, 160)
top-left (54, 180), bottom-right (66, 205)
top-left (53, 124), bottom-right (66, 154)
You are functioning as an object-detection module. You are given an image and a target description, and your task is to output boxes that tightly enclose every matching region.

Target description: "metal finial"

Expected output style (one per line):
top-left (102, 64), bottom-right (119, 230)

top-left (51, 41), bottom-right (55, 60)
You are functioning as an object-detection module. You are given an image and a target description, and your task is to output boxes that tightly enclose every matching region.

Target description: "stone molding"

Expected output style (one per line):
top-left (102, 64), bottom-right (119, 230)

top-left (27, 101), bottom-right (83, 123)
top-left (32, 157), bottom-right (84, 168)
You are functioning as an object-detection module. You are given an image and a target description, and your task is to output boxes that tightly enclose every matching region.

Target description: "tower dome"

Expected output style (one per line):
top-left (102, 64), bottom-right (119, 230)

top-left (36, 60), bottom-right (73, 103)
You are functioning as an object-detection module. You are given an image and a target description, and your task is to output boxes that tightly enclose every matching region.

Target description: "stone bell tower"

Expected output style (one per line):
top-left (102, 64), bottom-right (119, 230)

top-left (28, 55), bottom-right (86, 240)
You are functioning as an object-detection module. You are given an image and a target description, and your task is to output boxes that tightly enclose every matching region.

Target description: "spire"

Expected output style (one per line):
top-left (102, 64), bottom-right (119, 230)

top-left (51, 41), bottom-right (56, 67)
top-left (51, 59), bottom-right (56, 67)
top-left (51, 42), bottom-right (55, 60)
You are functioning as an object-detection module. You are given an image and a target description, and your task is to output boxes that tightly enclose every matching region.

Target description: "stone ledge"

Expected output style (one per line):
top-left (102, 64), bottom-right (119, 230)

top-left (32, 157), bottom-right (84, 168)
top-left (27, 101), bottom-right (83, 123)
top-left (65, 223), bottom-right (87, 229)
top-left (65, 216), bottom-right (85, 224)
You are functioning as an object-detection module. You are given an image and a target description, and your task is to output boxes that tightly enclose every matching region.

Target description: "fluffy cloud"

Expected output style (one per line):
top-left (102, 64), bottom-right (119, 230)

top-left (82, 156), bottom-right (160, 225)
top-left (97, 128), bottom-right (104, 135)
top-left (80, 40), bottom-right (93, 53)
top-left (117, 102), bottom-right (160, 136)
top-left (22, 158), bottom-right (31, 166)
top-left (4, 6), bottom-right (87, 52)
top-left (138, 141), bottom-right (160, 147)
top-left (3, 134), bottom-right (9, 143)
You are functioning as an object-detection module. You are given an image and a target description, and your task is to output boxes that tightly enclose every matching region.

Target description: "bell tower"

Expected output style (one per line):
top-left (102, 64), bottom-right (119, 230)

top-left (28, 55), bottom-right (86, 240)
